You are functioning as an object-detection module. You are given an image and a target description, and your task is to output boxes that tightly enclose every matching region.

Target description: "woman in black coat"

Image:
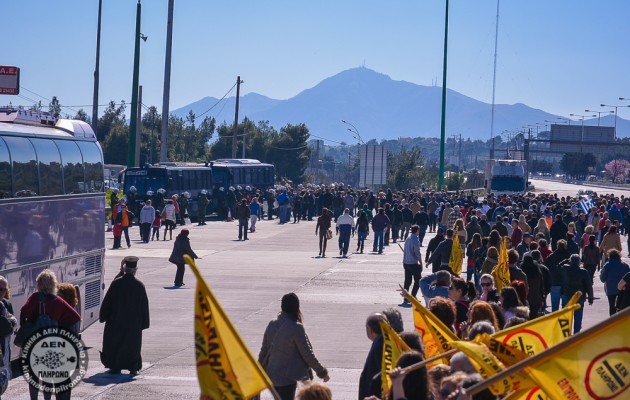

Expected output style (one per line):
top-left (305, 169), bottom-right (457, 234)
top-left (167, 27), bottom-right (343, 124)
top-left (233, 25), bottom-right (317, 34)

top-left (168, 229), bottom-right (198, 287)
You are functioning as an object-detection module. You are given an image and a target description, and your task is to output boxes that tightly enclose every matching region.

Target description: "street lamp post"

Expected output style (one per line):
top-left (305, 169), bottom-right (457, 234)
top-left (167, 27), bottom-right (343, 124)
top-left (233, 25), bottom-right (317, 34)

top-left (600, 103), bottom-right (630, 140)
top-left (585, 109), bottom-right (614, 126)
top-left (127, 0), bottom-right (142, 168)
top-left (342, 120), bottom-right (364, 188)
top-left (569, 113), bottom-right (596, 153)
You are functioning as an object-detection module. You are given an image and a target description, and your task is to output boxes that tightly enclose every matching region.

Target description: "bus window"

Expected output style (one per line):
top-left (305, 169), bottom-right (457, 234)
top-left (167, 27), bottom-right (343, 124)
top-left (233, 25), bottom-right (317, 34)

top-left (55, 140), bottom-right (85, 194)
top-left (78, 142), bottom-right (104, 192)
top-left (244, 168), bottom-right (252, 185)
top-left (4, 136), bottom-right (38, 196)
top-left (31, 138), bottom-right (63, 196)
top-left (0, 138), bottom-right (12, 198)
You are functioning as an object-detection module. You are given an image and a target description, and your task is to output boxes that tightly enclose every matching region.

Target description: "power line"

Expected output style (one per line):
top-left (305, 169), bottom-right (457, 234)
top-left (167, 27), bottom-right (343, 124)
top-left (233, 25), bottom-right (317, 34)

top-left (196, 82), bottom-right (237, 118)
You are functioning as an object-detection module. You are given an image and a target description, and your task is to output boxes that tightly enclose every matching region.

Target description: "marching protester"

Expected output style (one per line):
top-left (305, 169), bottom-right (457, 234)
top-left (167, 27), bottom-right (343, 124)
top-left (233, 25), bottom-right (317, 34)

top-left (336, 208), bottom-right (356, 257)
top-left (401, 225), bottom-right (423, 305)
top-left (258, 293), bottom-right (329, 400)
top-left (169, 229), bottom-right (199, 287)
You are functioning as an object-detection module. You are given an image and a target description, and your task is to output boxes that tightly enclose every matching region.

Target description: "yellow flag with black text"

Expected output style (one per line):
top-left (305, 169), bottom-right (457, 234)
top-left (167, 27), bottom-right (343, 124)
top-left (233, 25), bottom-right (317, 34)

top-left (406, 293), bottom-right (458, 365)
top-left (184, 255), bottom-right (273, 400)
top-left (503, 387), bottom-right (550, 400)
top-left (490, 304), bottom-right (579, 357)
top-left (492, 237), bottom-right (510, 291)
top-left (449, 233), bottom-right (463, 275)
top-left (379, 320), bottom-right (411, 396)
top-left (450, 341), bottom-right (515, 396)
top-left (505, 307), bottom-right (630, 399)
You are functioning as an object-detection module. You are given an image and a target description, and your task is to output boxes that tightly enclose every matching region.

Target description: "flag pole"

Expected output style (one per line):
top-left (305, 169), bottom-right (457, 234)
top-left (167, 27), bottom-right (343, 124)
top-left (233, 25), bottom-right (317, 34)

top-left (401, 349), bottom-right (458, 374)
top-left (465, 306), bottom-right (630, 396)
top-left (184, 255), bottom-right (279, 400)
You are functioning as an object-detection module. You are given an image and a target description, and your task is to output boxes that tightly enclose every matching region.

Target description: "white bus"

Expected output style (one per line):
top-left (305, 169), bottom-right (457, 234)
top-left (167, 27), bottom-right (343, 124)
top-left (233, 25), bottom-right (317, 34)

top-left (0, 107), bottom-right (105, 357)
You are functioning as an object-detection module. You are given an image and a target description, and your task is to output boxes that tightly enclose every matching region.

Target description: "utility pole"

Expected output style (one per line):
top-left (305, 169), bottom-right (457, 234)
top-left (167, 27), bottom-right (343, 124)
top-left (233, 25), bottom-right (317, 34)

top-left (232, 76), bottom-right (242, 159)
top-left (438, 0), bottom-right (450, 190)
top-left (135, 85), bottom-right (142, 166)
top-left (160, 0), bottom-right (175, 163)
top-left (92, 0), bottom-right (103, 136)
top-left (458, 133), bottom-right (462, 173)
top-left (316, 140), bottom-right (320, 183)
top-left (127, 0), bottom-right (142, 168)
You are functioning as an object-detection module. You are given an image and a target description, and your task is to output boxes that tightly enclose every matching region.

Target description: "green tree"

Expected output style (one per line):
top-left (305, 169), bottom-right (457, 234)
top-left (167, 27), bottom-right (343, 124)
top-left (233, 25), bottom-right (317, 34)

top-left (141, 106), bottom-right (162, 164)
top-left (530, 159), bottom-right (553, 174)
top-left (73, 109), bottom-right (91, 124)
top-left (444, 172), bottom-right (464, 191)
top-left (560, 152), bottom-right (596, 179)
top-left (97, 101), bottom-right (127, 143)
top-left (267, 123), bottom-right (311, 183)
top-left (102, 124), bottom-right (129, 164)
top-left (387, 145), bottom-right (424, 189)
top-left (49, 96), bottom-right (62, 119)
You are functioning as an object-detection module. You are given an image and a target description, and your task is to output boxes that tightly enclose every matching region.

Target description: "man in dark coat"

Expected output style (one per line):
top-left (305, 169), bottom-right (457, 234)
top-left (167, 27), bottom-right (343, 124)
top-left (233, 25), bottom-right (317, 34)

top-left (169, 229), bottom-right (198, 286)
top-left (100, 256), bottom-right (150, 375)
top-left (358, 313), bottom-right (385, 400)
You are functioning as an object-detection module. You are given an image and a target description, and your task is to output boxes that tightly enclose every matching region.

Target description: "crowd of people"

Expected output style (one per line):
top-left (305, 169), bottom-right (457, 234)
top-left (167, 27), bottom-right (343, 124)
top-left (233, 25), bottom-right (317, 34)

top-left (102, 183), bottom-right (630, 399)
top-left (252, 187), bottom-right (630, 400)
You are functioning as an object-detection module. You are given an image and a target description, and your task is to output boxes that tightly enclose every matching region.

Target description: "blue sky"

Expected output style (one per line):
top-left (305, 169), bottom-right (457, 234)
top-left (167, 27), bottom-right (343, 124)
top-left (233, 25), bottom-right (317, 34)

top-left (2, 0), bottom-right (630, 124)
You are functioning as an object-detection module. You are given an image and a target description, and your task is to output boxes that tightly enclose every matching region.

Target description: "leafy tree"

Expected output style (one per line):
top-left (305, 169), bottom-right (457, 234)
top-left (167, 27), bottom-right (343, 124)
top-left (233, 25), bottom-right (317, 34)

top-left (267, 123), bottom-right (311, 183)
top-left (73, 109), bottom-right (91, 124)
top-left (102, 123), bottom-right (129, 165)
top-left (530, 159), bottom-right (553, 174)
top-left (560, 152), bottom-right (596, 179)
top-left (141, 106), bottom-right (162, 164)
top-left (387, 145), bottom-right (424, 189)
top-left (49, 96), bottom-right (62, 119)
top-left (605, 159), bottom-right (630, 183)
top-left (97, 101), bottom-right (127, 143)
top-left (444, 172), bottom-right (464, 191)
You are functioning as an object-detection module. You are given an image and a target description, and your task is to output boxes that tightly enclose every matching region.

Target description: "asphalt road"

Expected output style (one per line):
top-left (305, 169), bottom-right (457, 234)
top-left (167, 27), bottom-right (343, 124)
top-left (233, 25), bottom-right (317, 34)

top-left (4, 184), bottom-right (624, 399)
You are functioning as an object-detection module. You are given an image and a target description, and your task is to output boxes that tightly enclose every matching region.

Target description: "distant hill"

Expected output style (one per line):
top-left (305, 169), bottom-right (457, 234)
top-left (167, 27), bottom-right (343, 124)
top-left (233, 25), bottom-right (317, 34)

top-left (172, 67), bottom-right (630, 142)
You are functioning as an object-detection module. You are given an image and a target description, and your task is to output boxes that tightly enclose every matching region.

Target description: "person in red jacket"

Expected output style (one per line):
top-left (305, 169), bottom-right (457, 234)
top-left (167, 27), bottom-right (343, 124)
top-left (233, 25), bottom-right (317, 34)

top-left (20, 269), bottom-right (80, 400)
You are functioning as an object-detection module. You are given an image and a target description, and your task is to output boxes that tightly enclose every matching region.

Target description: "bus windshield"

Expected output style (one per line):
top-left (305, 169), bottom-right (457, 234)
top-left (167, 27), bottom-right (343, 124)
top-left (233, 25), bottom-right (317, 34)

top-left (124, 169), bottom-right (168, 194)
top-left (491, 176), bottom-right (525, 192)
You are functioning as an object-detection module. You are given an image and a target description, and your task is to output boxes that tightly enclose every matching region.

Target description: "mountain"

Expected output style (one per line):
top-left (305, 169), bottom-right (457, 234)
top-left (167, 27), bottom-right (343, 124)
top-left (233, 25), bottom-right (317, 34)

top-left (172, 68), bottom-right (630, 142)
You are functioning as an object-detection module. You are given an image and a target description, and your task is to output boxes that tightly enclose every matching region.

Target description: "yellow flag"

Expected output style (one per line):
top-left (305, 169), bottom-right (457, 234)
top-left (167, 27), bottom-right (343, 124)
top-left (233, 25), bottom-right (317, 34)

top-left (406, 293), bottom-right (458, 365)
top-left (380, 320), bottom-right (411, 396)
top-left (184, 255), bottom-right (273, 400)
top-left (503, 387), bottom-right (550, 400)
top-left (492, 237), bottom-right (511, 291)
top-left (450, 341), bottom-right (515, 395)
top-left (474, 333), bottom-right (528, 367)
top-left (510, 307), bottom-right (630, 399)
top-left (449, 233), bottom-right (463, 275)
top-left (491, 304), bottom-right (578, 357)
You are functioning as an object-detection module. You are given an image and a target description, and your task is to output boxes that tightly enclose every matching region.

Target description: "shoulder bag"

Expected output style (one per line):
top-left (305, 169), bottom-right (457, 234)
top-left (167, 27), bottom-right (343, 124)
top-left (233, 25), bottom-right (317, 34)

top-left (14, 293), bottom-right (58, 347)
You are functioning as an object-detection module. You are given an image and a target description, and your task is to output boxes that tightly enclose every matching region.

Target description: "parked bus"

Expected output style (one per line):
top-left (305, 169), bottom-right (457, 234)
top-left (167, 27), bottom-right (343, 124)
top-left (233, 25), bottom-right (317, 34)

top-left (120, 163), bottom-right (213, 218)
top-left (0, 107), bottom-right (105, 357)
top-left (210, 159), bottom-right (275, 191)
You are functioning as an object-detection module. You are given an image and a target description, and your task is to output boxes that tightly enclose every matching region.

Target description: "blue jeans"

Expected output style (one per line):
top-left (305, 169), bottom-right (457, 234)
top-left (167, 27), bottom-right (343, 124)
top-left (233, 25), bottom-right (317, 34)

top-left (357, 231), bottom-right (367, 251)
top-left (550, 286), bottom-right (562, 312)
top-left (418, 225), bottom-right (427, 246)
top-left (373, 230), bottom-right (385, 253)
top-left (562, 295), bottom-right (585, 333)
top-left (338, 231), bottom-right (351, 256)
